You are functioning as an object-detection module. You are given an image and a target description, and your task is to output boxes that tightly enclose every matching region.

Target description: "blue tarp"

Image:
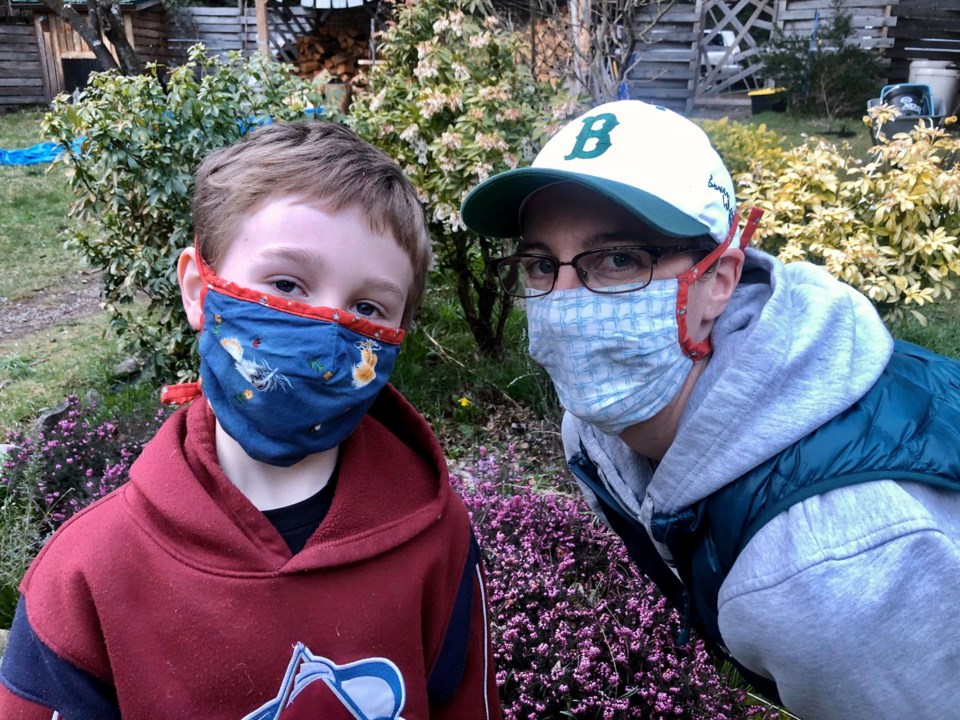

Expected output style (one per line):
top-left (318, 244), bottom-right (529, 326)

top-left (0, 142), bottom-right (67, 166)
top-left (0, 108), bottom-right (323, 167)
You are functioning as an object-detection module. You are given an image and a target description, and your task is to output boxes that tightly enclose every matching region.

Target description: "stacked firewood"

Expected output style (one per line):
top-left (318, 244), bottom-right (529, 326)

top-left (528, 16), bottom-right (574, 85)
top-left (295, 25), bottom-right (371, 82)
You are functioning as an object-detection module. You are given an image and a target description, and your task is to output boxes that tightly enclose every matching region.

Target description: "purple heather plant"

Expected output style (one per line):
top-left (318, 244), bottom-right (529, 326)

top-left (1, 395), bottom-right (165, 534)
top-left (452, 445), bottom-right (780, 720)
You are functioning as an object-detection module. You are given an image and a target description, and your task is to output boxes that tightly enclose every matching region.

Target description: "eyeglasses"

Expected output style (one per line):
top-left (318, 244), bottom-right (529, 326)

top-left (490, 244), bottom-right (710, 298)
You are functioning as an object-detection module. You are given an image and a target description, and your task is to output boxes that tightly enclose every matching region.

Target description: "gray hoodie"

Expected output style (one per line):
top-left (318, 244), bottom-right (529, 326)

top-left (561, 249), bottom-right (960, 718)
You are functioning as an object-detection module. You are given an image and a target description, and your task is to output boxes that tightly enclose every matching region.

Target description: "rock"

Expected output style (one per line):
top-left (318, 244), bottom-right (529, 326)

top-left (85, 390), bottom-right (103, 408)
top-left (33, 399), bottom-right (71, 435)
top-left (112, 357), bottom-right (141, 379)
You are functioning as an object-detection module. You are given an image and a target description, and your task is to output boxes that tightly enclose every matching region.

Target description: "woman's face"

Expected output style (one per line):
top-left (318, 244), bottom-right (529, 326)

top-left (519, 182), bottom-right (718, 343)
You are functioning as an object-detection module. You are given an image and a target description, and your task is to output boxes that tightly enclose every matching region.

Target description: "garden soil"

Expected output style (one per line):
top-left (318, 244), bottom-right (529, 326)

top-left (0, 270), bottom-right (102, 342)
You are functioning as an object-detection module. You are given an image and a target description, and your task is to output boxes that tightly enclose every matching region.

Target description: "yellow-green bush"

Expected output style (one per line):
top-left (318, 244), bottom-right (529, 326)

top-left (699, 118), bottom-right (788, 178)
top-left (702, 118), bottom-right (960, 323)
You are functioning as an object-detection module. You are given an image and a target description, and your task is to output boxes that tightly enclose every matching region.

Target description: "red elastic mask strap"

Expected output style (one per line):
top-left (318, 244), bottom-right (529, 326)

top-left (160, 381), bottom-right (202, 406)
top-left (674, 211), bottom-right (742, 362)
top-left (739, 207), bottom-right (764, 250)
top-left (157, 245), bottom-right (214, 405)
top-left (194, 245), bottom-right (215, 330)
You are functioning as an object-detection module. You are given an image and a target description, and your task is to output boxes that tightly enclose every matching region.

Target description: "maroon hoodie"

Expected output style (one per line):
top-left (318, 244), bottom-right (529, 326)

top-left (0, 385), bottom-right (501, 720)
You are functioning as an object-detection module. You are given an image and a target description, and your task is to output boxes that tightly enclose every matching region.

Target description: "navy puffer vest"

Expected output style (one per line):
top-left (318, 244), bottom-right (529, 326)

top-left (569, 340), bottom-right (960, 701)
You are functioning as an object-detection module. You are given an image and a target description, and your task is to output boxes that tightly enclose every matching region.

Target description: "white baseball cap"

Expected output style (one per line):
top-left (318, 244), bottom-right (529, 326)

top-left (460, 100), bottom-right (740, 248)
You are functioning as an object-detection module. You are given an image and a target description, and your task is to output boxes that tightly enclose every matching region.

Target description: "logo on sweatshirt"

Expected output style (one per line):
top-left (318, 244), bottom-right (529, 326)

top-left (242, 643), bottom-right (406, 720)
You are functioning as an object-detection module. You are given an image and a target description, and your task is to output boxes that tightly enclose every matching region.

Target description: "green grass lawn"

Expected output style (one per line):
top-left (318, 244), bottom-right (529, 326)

top-left (0, 110), bottom-right (76, 303)
top-left (0, 110), bottom-right (148, 430)
top-left (0, 109), bottom-right (50, 149)
top-left (748, 110), bottom-right (877, 157)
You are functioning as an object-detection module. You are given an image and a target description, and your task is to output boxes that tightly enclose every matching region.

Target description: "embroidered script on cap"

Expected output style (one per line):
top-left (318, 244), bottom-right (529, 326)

top-left (460, 100), bottom-right (741, 247)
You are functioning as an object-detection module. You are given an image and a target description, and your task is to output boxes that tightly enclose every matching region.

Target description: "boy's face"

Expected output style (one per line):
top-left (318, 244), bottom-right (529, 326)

top-left (213, 197), bottom-right (414, 328)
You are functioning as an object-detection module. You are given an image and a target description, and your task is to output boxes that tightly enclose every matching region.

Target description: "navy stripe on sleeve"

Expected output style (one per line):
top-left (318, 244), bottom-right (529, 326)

top-left (0, 596), bottom-right (120, 720)
top-left (426, 532), bottom-right (481, 705)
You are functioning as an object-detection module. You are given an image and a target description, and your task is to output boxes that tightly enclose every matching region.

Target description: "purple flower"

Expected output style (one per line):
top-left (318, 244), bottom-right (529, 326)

top-left (1, 395), bottom-right (167, 536)
top-left (451, 446), bottom-right (779, 719)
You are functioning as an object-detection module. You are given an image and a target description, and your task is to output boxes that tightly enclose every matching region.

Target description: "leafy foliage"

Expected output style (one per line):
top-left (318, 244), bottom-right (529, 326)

top-left (42, 46), bottom-right (323, 381)
top-left (391, 289), bottom-right (559, 435)
top-left (759, 0), bottom-right (886, 121)
top-left (698, 118), bottom-right (788, 178)
top-left (702, 117), bottom-right (960, 323)
top-left (348, 0), bottom-right (581, 357)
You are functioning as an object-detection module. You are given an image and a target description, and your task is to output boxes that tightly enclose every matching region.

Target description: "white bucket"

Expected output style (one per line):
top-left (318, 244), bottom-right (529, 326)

top-left (909, 59), bottom-right (954, 83)
top-left (910, 61), bottom-right (959, 114)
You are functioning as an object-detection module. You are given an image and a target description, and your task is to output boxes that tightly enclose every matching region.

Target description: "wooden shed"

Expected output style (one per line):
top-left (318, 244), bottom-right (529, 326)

top-left (0, 0), bottom-right (173, 107)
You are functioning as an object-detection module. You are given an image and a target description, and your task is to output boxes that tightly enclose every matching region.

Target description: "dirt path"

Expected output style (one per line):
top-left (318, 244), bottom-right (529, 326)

top-left (0, 270), bottom-right (103, 342)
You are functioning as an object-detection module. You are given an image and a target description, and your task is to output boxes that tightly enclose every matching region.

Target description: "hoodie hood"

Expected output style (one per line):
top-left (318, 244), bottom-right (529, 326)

top-left (123, 384), bottom-right (450, 575)
top-left (566, 249), bottom-right (894, 521)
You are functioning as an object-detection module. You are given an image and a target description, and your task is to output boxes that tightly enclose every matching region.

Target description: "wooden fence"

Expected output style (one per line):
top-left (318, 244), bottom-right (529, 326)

top-left (5, 0), bottom-right (957, 111)
top-left (0, 22), bottom-right (48, 106)
top-left (134, 6), bottom-right (179, 67)
top-left (626, 0), bottom-right (901, 112)
top-left (887, 0), bottom-right (960, 83)
top-left (167, 5), bottom-right (318, 63)
top-left (1, 4), bottom-right (176, 107)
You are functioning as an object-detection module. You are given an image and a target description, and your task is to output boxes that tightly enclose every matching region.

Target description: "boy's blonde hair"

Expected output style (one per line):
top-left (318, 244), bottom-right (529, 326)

top-left (192, 121), bottom-right (431, 328)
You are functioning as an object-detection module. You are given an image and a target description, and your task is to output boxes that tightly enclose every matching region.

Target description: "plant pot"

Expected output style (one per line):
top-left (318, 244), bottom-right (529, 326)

top-left (748, 88), bottom-right (788, 114)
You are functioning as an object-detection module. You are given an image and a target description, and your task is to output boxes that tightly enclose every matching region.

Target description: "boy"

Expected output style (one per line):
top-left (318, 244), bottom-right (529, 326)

top-left (460, 99), bottom-right (960, 718)
top-left (0, 121), bottom-right (502, 719)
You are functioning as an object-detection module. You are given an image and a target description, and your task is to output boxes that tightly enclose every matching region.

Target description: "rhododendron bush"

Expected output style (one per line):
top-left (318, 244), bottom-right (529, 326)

top-left (453, 447), bottom-right (780, 719)
top-left (348, 0), bottom-right (580, 357)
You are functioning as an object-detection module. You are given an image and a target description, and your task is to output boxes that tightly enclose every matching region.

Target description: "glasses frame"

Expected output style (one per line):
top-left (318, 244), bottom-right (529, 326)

top-left (489, 244), bottom-right (712, 298)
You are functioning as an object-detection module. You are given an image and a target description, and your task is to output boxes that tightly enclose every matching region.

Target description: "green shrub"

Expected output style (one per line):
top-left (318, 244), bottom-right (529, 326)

top-left (348, 0), bottom-right (580, 357)
top-left (392, 288), bottom-right (558, 442)
top-left (42, 46), bottom-right (323, 382)
top-left (759, 0), bottom-right (886, 121)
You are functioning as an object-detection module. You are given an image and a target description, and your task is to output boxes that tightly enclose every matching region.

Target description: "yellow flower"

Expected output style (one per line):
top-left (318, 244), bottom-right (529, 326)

top-left (945, 116), bottom-right (957, 126)
top-left (243, 389), bottom-right (254, 400)
top-left (458, 397), bottom-right (470, 408)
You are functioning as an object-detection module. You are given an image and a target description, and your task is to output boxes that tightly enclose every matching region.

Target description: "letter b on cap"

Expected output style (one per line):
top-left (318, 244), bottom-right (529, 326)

top-left (564, 113), bottom-right (619, 160)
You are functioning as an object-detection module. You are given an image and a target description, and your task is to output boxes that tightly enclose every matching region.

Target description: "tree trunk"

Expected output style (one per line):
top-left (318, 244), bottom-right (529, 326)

top-left (446, 230), bottom-right (511, 359)
top-left (38, 0), bottom-right (118, 72)
top-left (37, 0), bottom-right (142, 76)
top-left (100, 0), bottom-right (142, 75)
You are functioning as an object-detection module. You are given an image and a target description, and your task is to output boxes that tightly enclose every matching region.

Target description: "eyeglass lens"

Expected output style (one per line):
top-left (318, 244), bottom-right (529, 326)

top-left (496, 247), bottom-right (658, 297)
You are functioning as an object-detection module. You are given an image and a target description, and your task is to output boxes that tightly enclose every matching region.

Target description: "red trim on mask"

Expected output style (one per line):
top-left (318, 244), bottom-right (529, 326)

top-left (194, 247), bottom-right (405, 345)
top-left (160, 381), bottom-right (202, 406)
top-left (674, 207), bottom-right (764, 362)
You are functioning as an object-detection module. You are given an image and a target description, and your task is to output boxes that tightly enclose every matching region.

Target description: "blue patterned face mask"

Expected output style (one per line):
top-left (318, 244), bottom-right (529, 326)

top-left (162, 256), bottom-right (403, 467)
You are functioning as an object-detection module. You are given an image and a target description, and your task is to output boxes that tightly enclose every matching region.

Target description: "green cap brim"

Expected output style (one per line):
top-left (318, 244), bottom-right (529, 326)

top-left (460, 168), bottom-right (711, 239)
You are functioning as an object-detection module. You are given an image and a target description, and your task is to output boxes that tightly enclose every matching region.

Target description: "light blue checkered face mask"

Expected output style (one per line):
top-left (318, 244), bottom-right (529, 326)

top-left (527, 277), bottom-right (696, 435)
top-left (522, 208), bottom-right (759, 436)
